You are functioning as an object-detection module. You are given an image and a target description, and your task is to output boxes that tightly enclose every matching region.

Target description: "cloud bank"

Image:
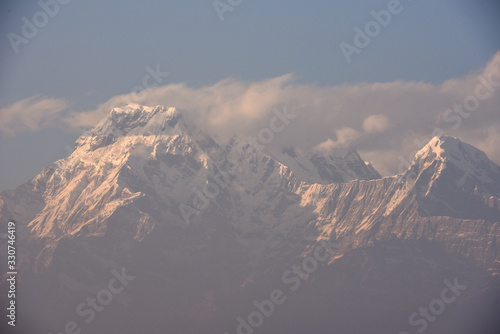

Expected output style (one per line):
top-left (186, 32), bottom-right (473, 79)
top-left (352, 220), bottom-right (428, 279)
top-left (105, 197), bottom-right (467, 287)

top-left (1, 52), bottom-right (499, 176)
top-left (0, 95), bottom-right (68, 136)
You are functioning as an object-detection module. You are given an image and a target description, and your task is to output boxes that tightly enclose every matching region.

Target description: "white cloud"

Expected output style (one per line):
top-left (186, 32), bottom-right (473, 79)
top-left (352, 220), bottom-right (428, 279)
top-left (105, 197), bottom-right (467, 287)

top-left (313, 138), bottom-right (336, 154)
top-left (314, 127), bottom-right (361, 153)
top-left (363, 114), bottom-right (390, 133)
top-left (0, 95), bottom-right (68, 136)
top-left (3, 52), bottom-right (500, 176)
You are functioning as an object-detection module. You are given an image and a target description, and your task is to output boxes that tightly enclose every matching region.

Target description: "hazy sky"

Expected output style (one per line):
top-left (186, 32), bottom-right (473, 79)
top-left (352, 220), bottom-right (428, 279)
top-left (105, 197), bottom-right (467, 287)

top-left (1, 0), bottom-right (500, 191)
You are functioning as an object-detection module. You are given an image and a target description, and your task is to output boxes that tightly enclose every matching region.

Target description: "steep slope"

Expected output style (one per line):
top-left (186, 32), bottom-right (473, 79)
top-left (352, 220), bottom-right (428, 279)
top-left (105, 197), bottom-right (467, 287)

top-left (411, 136), bottom-right (500, 219)
top-left (268, 146), bottom-right (381, 184)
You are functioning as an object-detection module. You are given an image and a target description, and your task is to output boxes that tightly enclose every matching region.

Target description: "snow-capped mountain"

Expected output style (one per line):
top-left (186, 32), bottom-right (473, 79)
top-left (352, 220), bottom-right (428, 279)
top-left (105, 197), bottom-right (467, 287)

top-left (413, 135), bottom-right (500, 197)
top-left (1, 104), bottom-right (499, 334)
top-left (408, 135), bottom-right (500, 220)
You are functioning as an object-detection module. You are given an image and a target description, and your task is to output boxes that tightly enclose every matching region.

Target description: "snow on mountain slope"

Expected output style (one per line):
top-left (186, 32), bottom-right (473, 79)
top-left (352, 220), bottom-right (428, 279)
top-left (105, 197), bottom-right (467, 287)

top-left (405, 135), bottom-right (500, 220)
top-left (267, 146), bottom-right (381, 184)
top-left (413, 135), bottom-right (500, 197)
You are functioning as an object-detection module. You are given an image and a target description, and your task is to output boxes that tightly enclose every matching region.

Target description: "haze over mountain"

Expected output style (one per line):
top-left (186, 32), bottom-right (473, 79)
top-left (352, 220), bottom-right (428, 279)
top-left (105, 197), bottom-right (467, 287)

top-left (1, 104), bottom-right (499, 334)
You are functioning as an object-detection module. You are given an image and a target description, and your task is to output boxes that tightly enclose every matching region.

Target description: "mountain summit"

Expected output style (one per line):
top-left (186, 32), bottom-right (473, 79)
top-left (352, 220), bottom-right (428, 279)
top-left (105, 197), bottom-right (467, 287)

top-left (412, 135), bottom-right (500, 196)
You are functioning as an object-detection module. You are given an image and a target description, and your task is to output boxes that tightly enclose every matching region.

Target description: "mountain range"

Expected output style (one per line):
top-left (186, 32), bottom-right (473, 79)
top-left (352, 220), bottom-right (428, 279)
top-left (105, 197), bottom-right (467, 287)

top-left (1, 104), bottom-right (499, 334)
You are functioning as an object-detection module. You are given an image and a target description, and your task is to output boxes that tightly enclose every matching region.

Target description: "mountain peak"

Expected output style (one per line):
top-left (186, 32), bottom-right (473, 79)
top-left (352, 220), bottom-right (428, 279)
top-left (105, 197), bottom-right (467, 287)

top-left (107, 104), bottom-right (180, 129)
top-left (74, 104), bottom-right (183, 152)
top-left (109, 104), bottom-right (179, 118)
top-left (414, 135), bottom-right (497, 172)
top-left (411, 135), bottom-right (500, 197)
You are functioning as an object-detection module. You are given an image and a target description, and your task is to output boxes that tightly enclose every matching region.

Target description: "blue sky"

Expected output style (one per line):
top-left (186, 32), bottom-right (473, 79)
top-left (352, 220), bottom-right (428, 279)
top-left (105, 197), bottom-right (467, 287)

top-left (1, 0), bottom-right (500, 191)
